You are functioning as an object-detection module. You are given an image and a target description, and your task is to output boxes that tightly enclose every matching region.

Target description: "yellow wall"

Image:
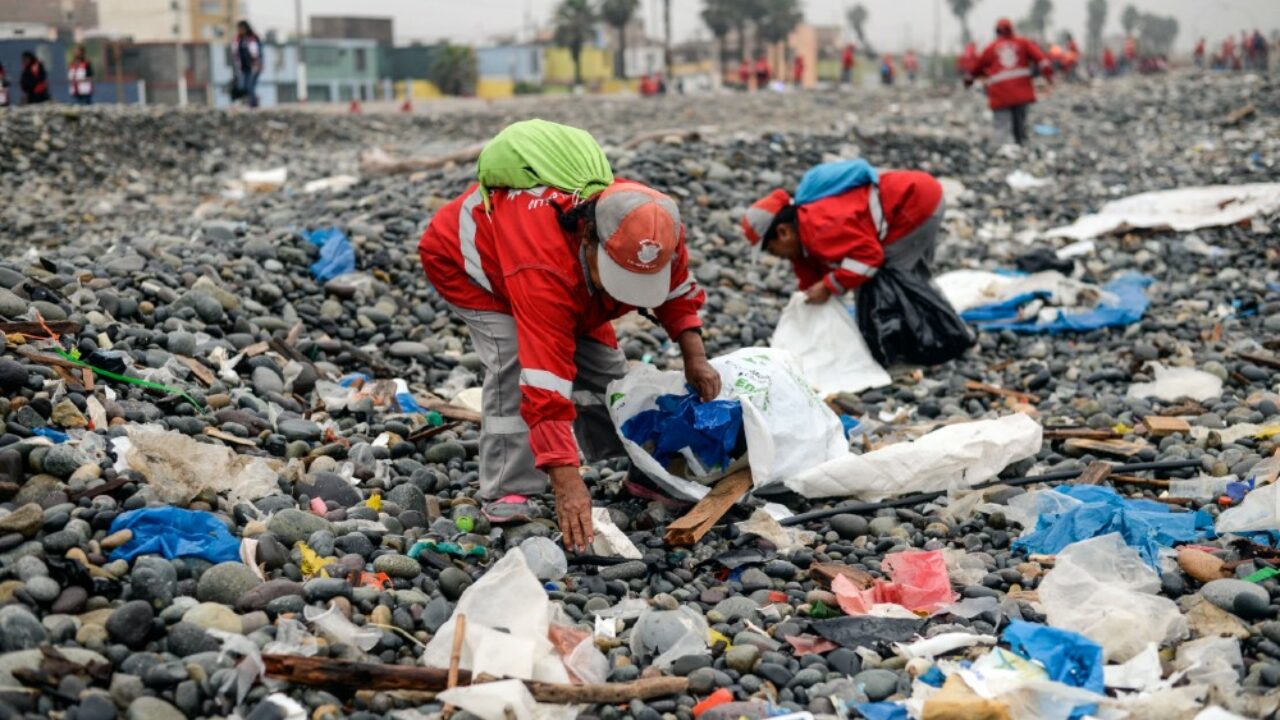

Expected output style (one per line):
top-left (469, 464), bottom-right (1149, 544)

top-left (476, 78), bottom-right (515, 99)
top-left (543, 47), bottom-right (615, 84)
top-left (394, 80), bottom-right (443, 100)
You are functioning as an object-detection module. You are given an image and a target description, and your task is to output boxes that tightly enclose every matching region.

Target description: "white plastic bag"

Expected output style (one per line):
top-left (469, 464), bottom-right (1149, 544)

top-left (1175, 637), bottom-right (1243, 695)
top-left (606, 348), bottom-right (848, 501)
top-left (590, 508), bottom-right (642, 560)
top-left (1038, 534), bottom-right (1187, 662)
top-left (629, 606), bottom-right (709, 669)
top-left (422, 549), bottom-right (568, 683)
top-left (1215, 482), bottom-right (1280, 534)
top-left (1004, 489), bottom-right (1085, 532)
top-left (785, 413), bottom-right (1042, 500)
top-left (769, 293), bottom-right (890, 396)
top-left (436, 679), bottom-right (577, 720)
top-left (1127, 364), bottom-right (1224, 403)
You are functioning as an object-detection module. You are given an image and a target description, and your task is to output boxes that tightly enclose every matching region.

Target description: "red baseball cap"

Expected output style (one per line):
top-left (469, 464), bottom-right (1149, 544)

top-left (594, 182), bottom-right (681, 307)
top-left (741, 188), bottom-right (793, 245)
top-left (996, 18), bottom-right (1014, 34)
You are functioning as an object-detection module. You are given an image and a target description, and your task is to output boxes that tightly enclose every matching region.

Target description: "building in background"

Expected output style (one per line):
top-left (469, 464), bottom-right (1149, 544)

top-left (97, 0), bottom-right (243, 42)
top-left (0, 0), bottom-right (98, 34)
top-left (310, 16), bottom-right (393, 45)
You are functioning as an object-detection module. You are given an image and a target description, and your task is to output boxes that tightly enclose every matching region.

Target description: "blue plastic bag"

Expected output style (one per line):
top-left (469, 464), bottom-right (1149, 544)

top-left (108, 507), bottom-right (242, 564)
top-left (31, 427), bottom-right (70, 443)
top-left (304, 226), bottom-right (356, 281)
top-left (852, 702), bottom-right (907, 720)
top-left (964, 273), bottom-right (1152, 334)
top-left (1012, 484), bottom-right (1213, 569)
top-left (621, 392), bottom-right (743, 472)
top-left (1003, 620), bottom-right (1103, 718)
top-left (794, 159), bottom-right (879, 206)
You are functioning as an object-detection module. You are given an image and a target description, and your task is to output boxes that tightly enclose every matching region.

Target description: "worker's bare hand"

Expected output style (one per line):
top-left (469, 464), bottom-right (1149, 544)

top-left (685, 357), bottom-right (721, 402)
top-left (549, 466), bottom-right (594, 553)
top-left (805, 282), bottom-right (833, 304)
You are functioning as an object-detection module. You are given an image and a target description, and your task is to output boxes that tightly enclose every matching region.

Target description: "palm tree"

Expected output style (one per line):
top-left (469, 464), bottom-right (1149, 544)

top-left (947, 0), bottom-right (978, 45)
top-left (1024, 0), bottom-right (1052, 40)
top-left (701, 0), bottom-right (735, 80)
top-left (662, 0), bottom-right (673, 76)
top-left (1120, 4), bottom-right (1139, 35)
top-left (847, 4), bottom-right (872, 56)
top-left (756, 0), bottom-right (803, 47)
top-left (601, 0), bottom-right (639, 80)
top-left (553, 0), bottom-right (596, 87)
top-left (1086, 0), bottom-right (1107, 62)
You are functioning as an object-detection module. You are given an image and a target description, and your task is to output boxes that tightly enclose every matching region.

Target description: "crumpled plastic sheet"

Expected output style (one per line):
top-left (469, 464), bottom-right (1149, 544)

top-left (785, 412), bottom-right (1042, 500)
top-left (962, 273), bottom-right (1152, 335)
top-left (519, 537), bottom-right (568, 581)
top-left (115, 425), bottom-right (280, 506)
top-left (423, 548), bottom-right (569, 683)
top-left (1012, 485), bottom-right (1213, 570)
top-left (208, 629), bottom-right (265, 705)
top-left (436, 679), bottom-right (578, 720)
top-left (734, 508), bottom-right (817, 553)
top-left (621, 391), bottom-right (743, 474)
top-left (1044, 183), bottom-right (1280, 240)
top-left (937, 270), bottom-right (1114, 315)
top-left (108, 507), bottom-right (240, 563)
top-left (1127, 364), bottom-right (1225, 403)
top-left (1216, 481), bottom-right (1280, 534)
top-left (942, 547), bottom-right (989, 586)
top-left (1104, 643), bottom-right (1167, 692)
top-left (893, 632), bottom-right (996, 660)
top-left (770, 292), bottom-right (891, 396)
top-left (304, 603), bottom-right (380, 656)
top-left (833, 549), bottom-right (955, 615)
top-left (304, 226), bottom-right (357, 281)
top-left (589, 508), bottom-right (642, 559)
top-left (1004, 489), bottom-right (1085, 533)
top-left (1175, 636), bottom-right (1243, 696)
top-left (629, 606), bottom-right (709, 669)
top-left (1036, 533), bottom-right (1188, 662)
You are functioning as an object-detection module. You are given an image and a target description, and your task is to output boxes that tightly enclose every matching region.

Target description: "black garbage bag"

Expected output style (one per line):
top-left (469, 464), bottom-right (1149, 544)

top-left (1014, 247), bottom-right (1074, 275)
top-left (855, 267), bottom-right (974, 366)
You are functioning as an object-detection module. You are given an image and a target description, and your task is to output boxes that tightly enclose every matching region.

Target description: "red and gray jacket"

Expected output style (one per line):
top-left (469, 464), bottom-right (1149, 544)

top-left (68, 60), bottom-right (92, 97)
top-left (418, 182), bottom-right (705, 469)
top-left (790, 171), bottom-right (943, 293)
top-left (970, 36), bottom-right (1051, 110)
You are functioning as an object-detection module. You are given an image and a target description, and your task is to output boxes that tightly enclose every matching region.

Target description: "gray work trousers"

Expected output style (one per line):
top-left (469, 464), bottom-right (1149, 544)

top-left (993, 103), bottom-right (1030, 144)
top-left (882, 197), bottom-right (945, 276)
top-left (448, 304), bottom-right (629, 500)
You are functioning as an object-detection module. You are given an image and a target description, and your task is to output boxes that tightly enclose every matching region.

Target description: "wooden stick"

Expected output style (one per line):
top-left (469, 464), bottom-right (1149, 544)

top-left (664, 468), bottom-right (753, 546)
top-left (359, 142), bottom-right (488, 178)
top-left (1143, 416), bottom-right (1191, 438)
top-left (1042, 427), bottom-right (1118, 440)
top-left (0, 320), bottom-right (81, 337)
top-left (1063, 438), bottom-right (1147, 458)
top-left (1071, 460), bottom-right (1113, 486)
top-left (260, 655), bottom-right (689, 702)
top-left (1238, 351), bottom-right (1280, 371)
top-left (1108, 474), bottom-right (1170, 488)
top-left (963, 380), bottom-right (1040, 405)
top-left (442, 614), bottom-right (467, 719)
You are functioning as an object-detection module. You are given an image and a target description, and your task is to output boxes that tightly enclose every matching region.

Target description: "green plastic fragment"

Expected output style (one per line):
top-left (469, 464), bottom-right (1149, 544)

top-left (1243, 567), bottom-right (1279, 583)
top-left (809, 600), bottom-right (835, 619)
top-left (455, 515), bottom-right (475, 533)
top-left (425, 411), bottom-right (444, 427)
top-left (53, 349), bottom-right (207, 415)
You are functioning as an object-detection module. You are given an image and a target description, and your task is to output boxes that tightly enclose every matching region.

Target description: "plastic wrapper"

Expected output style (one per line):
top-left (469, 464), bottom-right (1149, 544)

top-left (593, 597), bottom-right (649, 620)
top-left (107, 507), bottom-right (241, 563)
top-left (931, 596), bottom-right (999, 619)
top-left (1103, 643), bottom-right (1165, 691)
top-left (1002, 620), bottom-right (1104, 694)
top-left (1174, 636), bottom-right (1242, 695)
top-left (833, 549), bottom-right (955, 615)
top-left (734, 509), bottom-right (817, 553)
top-left (894, 632), bottom-right (996, 660)
top-left (787, 413), bottom-right (1042, 500)
top-left (208, 629), bottom-right (265, 705)
top-left (564, 636), bottom-right (608, 685)
top-left (1215, 482), bottom-right (1280, 534)
top-left (1127, 363), bottom-right (1224, 403)
top-left (423, 548), bottom-right (568, 683)
top-left (629, 606), bottom-right (709, 669)
top-left (520, 536), bottom-right (568, 581)
top-left (436, 679), bottom-right (574, 720)
top-left (770, 292), bottom-right (890, 396)
top-left (304, 226), bottom-right (356, 281)
top-left (1169, 476), bottom-right (1233, 499)
top-left (942, 548), bottom-right (989, 586)
top-left (263, 618), bottom-right (321, 656)
top-left (956, 648), bottom-right (1103, 720)
top-left (1044, 183), bottom-right (1280, 240)
top-left (117, 425), bottom-right (280, 505)
top-left (607, 348), bottom-right (848, 501)
top-left (590, 508), bottom-right (642, 559)
top-left (855, 265), bottom-right (973, 367)
top-left (304, 603), bottom-right (380, 655)
top-left (1037, 533), bottom-right (1187, 662)
top-left (1004, 489), bottom-right (1085, 532)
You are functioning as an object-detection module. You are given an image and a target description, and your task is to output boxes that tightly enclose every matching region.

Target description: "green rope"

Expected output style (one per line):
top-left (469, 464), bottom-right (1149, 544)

top-left (53, 349), bottom-right (208, 416)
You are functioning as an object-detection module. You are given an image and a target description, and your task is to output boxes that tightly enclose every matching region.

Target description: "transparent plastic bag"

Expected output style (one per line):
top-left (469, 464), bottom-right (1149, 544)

top-left (1169, 476), bottom-right (1233, 499)
top-left (1037, 533), bottom-right (1186, 662)
top-left (734, 509), bottom-right (817, 553)
top-left (1175, 637), bottom-right (1242, 695)
top-left (520, 537), bottom-right (568, 581)
top-left (629, 606), bottom-right (709, 669)
top-left (304, 603), bottom-right (380, 654)
top-left (1004, 489), bottom-right (1085, 532)
top-left (1216, 482), bottom-right (1280, 534)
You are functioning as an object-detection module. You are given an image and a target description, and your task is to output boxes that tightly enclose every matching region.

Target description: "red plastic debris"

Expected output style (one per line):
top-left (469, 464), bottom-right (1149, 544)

top-left (833, 549), bottom-right (956, 614)
top-left (692, 688), bottom-right (734, 717)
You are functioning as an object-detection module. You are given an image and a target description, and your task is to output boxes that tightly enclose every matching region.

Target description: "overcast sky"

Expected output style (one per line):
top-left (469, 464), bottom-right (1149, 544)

top-left (252, 0), bottom-right (1278, 53)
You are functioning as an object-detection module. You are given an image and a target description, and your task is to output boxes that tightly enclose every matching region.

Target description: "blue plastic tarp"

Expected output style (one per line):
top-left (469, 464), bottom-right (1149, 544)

top-left (1003, 620), bottom-right (1103, 718)
top-left (963, 273), bottom-right (1152, 334)
top-left (1012, 484), bottom-right (1213, 569)
top-left (852, 702), bottom-right (908, 720)
top-left (794, 159), bottom-right (879, 206)
top-left (108, 507), bottom-right (242, 564)
top-left (304, 226), bottom-right (356, 281)
top-left (621, 392), bottom-right (743, 472)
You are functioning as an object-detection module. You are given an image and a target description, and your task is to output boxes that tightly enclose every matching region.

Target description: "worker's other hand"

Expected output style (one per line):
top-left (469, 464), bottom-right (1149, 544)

top-left (963, 76), bottom-right (974, 88)
top-left (549, 466), bottom-right (594, 553)
top-left (805, 282), bottom-right (833, 304)
top-left (685, 357), bottom-right (721, 402)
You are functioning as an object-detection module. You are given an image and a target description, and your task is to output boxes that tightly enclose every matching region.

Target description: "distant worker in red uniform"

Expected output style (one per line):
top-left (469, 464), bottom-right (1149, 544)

top-left (754, 55), bottom-right (772, 90)
top-left (792, 53), bottom-right (805, 87)
top-left (742, 169), bottom-right (947, 304)
top-left (965, 18), bottom-right (1053, 145)
top-left (902, 50), bottom-right (919, 83)
top-left (841, 43), bottom-right (856, 85)
top-left (1102, 46), bottom-right (1117, 76)
top-left (1194, 38), bottom-right (1206, 68)
top-left (1122, 34), bottom-right (1138, 73)
top-left (957, 42), bottom-right (979, 78)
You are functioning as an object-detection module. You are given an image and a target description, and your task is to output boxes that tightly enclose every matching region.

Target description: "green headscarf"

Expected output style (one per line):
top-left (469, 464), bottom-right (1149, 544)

top-left (475, 119), bottom-right (614, 209)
